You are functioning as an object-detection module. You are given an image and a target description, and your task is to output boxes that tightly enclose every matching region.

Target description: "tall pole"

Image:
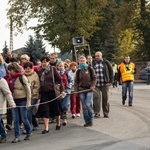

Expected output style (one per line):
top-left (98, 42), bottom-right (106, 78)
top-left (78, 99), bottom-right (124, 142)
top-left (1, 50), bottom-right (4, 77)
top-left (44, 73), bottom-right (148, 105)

top-left (10, 16), bottom-right (13, 51)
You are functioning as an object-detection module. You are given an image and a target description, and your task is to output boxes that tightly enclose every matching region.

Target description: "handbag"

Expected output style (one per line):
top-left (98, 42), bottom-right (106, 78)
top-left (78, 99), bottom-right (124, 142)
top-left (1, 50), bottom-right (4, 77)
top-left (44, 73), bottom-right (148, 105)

top-left (52, 67), bottom-right (64, 100)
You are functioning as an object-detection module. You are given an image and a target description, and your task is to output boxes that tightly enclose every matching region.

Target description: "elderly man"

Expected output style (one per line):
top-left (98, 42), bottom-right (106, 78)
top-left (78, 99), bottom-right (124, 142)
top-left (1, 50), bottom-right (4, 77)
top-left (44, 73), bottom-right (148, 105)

top-left (93, 51), bottom-right (113, 118)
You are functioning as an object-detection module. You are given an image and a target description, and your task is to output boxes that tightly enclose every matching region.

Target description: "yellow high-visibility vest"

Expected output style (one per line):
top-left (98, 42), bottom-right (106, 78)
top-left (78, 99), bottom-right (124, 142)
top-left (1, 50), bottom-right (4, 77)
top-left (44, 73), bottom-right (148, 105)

top-left (119, 62), bottom-right (135, 82)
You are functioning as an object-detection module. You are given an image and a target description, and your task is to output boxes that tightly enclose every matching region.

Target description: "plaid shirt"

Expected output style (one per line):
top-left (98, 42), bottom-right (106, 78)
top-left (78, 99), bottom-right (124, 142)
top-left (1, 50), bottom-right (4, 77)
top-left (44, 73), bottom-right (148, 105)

top-left (94, 60), bottom-right (105, 87)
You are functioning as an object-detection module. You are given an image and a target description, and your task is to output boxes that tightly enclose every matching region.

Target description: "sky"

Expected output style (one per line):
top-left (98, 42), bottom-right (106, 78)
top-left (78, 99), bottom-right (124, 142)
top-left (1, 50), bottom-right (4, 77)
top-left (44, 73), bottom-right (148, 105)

top-left (0, 0), bottom-right (56, 53)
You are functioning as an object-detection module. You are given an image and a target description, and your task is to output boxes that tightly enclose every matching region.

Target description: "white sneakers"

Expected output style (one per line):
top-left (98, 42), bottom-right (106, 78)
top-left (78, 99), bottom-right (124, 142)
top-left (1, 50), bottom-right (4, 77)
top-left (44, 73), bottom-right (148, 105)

top-left (72, 114), bottom-right (80, 118)
top-left (72, 114), bottom-right (76, 119)
top-left (76, 114), bottom-right (80, 117)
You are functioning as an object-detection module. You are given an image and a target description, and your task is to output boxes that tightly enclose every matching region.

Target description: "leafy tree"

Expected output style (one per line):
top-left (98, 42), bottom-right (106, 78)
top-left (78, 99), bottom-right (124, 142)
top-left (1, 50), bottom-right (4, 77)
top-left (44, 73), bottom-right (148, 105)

top-left (8, 0), bottom-right (107, 54)
top-left (24, 35), bottom-right (48, 64)
top-left (89, 0), bottom-right (119, 61)
top-left (7, 0), bottom-right (150, 62)
top-left (133, 0), bottom-right (150, 61)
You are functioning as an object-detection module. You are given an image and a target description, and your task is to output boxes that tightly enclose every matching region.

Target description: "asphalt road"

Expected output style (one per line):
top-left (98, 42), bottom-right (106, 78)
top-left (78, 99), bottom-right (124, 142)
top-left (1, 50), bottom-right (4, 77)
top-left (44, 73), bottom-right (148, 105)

top-left (1, 83), bottom-right (150, 150)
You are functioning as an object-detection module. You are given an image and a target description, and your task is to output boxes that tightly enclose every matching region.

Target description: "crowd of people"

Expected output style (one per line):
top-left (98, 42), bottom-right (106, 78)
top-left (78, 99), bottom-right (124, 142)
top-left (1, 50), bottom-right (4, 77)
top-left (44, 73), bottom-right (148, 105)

top-left (0, 50), bottom-right (136, 143)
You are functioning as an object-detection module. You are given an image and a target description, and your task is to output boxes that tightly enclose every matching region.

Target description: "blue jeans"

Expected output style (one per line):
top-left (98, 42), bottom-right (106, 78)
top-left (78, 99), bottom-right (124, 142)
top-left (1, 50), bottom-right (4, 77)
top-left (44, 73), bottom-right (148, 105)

top-left (122, 81), bottom-right (134, 104)
top-left (60, 95), bottom-right (70, 119)
top-left (0, 115), bottom-right (6, 138)
top-left (79, 92), bottom-right (94, 124)
top-left (27, 99), bottom-right (38, 125)
top-left (12, 101), bottom-right (32, 138)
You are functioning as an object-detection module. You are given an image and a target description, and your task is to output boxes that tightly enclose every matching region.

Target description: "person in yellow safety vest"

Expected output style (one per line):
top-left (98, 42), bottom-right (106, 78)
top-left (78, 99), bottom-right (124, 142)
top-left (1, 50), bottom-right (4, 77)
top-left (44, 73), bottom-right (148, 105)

top-left (118, 56), bottom-right (136, 106)
top-left (112, 62), bottom-right (118, 88)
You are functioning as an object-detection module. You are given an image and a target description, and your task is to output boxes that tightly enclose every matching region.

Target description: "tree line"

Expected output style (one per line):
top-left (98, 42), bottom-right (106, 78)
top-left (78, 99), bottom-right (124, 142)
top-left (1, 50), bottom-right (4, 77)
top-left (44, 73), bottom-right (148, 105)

top-left (7, 0), bottom-right (150, 62)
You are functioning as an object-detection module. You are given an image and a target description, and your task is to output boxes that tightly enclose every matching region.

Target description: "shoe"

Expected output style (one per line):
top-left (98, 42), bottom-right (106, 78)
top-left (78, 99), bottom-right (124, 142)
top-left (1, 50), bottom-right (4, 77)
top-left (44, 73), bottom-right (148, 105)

top-left (83, 122), bottom-right (93, 127)
top-left (0, 137), bottom-right (7, 143)
top-left (5, 124), bottom-right (12, 130)
top-left (56, 125), bottom-right (61, 130)
top-left (12, 137), bottom-right (21, 143)
top-left (104, 115), bottom-right (109, 118)
top-left (129, 104), bottom-right (132, 106)
top-left (76, 114), bottom-right (80, 117)
top-left (49, 118), bottom-right (56, 124)
top-left (62, 119), bottom-right (67, 126)
top-left (20, 123), bottom-right (24, 129)
top-left (72, 114), bottom-right (76, 119)
top-left (23, 130), bottom-right (26, 134)
top-left (122, 100), bottom-right (125, 105)
top-left (42, 130), bottom-right (49, 134)
top-left (94, 113), bottom-right (100, 118)
top-left (32, 127), bottom-right (38, 131)
top-left (24, 134), bottom-right (32, 140)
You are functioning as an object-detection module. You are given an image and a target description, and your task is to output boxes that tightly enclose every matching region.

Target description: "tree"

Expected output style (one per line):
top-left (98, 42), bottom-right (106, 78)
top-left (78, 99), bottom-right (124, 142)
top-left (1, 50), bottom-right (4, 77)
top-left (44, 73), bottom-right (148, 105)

top-left (8, 0), bottom-right (107, 54)
top-left (2, 41), bottom-right (9, 57)
top-left (133, 0), bottom-right (150, 61)
top-left (89, 0), bottom-right (120, 61)
top-left (24, 35), bottom-right (48, 64)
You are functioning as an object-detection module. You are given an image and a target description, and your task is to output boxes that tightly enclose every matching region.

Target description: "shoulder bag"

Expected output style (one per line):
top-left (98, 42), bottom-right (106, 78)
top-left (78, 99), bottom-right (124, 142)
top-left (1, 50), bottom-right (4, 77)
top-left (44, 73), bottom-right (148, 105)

top-left (52, 67), bottom-right (64, 100)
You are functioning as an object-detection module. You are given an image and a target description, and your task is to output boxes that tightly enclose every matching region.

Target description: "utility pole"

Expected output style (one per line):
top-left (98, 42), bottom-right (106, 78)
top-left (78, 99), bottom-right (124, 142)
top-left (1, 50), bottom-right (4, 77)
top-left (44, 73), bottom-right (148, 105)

top-left (10, 16), bottom-right (13, 51)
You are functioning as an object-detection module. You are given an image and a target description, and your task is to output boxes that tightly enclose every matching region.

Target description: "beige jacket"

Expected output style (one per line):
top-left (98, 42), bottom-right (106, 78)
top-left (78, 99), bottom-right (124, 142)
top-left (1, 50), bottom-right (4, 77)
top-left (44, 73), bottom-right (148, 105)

top-left (25, 71), bottom-right (40, 99)
top-left (13, 75), bottom-right (31, 106)
top-left (0, 78), bottom-right (15, 114)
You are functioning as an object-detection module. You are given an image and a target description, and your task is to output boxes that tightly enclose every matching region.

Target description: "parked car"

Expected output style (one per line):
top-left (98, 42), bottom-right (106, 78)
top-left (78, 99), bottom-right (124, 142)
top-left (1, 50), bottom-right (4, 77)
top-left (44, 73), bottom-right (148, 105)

top-left (139, 68), bottom-right (147, 80)
top-left (139, 66), bottom-right (150, 84)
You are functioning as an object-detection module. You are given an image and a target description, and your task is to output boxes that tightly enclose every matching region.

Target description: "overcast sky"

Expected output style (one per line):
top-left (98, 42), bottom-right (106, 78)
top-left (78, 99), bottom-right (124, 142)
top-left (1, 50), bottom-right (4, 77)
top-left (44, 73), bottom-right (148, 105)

top-left (0, 0), bottom-right (56, 53)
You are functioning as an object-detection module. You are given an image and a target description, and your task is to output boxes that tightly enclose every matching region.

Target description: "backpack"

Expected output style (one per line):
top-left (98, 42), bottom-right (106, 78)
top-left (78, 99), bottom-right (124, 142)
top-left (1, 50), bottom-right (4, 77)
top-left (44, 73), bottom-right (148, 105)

top-left (19, 75), bottom-right (32, 93)
top-left (60, 71), bottom-right (69, 88)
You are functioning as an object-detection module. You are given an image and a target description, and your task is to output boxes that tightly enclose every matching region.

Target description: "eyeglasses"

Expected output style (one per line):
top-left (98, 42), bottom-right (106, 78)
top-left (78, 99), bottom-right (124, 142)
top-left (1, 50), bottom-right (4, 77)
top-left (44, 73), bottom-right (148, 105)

top-left (21, 58), bottom-right (26, 60)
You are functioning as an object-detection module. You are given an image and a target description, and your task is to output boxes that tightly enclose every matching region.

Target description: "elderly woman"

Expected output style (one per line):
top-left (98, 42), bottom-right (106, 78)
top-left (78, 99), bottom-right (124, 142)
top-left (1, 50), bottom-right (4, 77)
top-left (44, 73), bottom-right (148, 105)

top-left (6, 62), bottom-right (32, 143)
top-left (0, 78), bottom-right (16, 143)
top-left (20, 54), bottom-right (30, 68)
top-left (36, 56), bottom-right (65, 133)
top-left (74, 56), bottom-right (97, 127)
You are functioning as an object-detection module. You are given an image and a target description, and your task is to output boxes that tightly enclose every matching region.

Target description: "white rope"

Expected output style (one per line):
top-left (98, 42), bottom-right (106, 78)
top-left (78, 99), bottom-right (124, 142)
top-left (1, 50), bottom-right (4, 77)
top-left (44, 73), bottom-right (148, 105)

top-left (0, 89), bottom-right (91, 110)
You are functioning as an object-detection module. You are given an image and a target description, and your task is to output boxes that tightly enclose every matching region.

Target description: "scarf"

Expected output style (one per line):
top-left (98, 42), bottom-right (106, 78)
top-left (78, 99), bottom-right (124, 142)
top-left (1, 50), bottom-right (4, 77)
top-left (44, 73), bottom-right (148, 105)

top-left (9, 72), bottom-right (23, 93)
top-left (40, 65), bottom-right (51, 86)
top-left (78, 63), bottom-right (88, 69)
top-left (58, 69), bottom-right (65, 75)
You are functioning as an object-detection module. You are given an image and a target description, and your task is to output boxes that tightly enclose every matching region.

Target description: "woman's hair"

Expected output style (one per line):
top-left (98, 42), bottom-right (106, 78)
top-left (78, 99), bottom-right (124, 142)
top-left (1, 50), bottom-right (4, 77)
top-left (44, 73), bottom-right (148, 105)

top-left (56, 61), bottom-right (64, 67)
top-left (79, 55), bottom-right (86, 60)
top-left (65, 59), bottom-right (71, 64)
top-left (40, 56), bottom-right (50, 62)
top-left (64, 62), bottom-right (70, 68)
top-left (0, 54), bottom-right (5, 64)
top-left (70, 62), bottom-right (78, 67)
top-left (9, 57), bottom-right (18, 63)
top-left (24, 61), bottom-right (34, 69)
top-left (7, 62), bottom-right (21, 72)
top-left (21, 54), bottom-right (30, 61)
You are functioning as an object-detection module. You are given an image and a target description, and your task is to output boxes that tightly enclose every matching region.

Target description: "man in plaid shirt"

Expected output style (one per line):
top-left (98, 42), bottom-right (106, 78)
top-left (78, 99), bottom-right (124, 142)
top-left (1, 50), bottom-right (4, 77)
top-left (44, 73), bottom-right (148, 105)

top-left (93, 51), bottom-right (113, 118)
